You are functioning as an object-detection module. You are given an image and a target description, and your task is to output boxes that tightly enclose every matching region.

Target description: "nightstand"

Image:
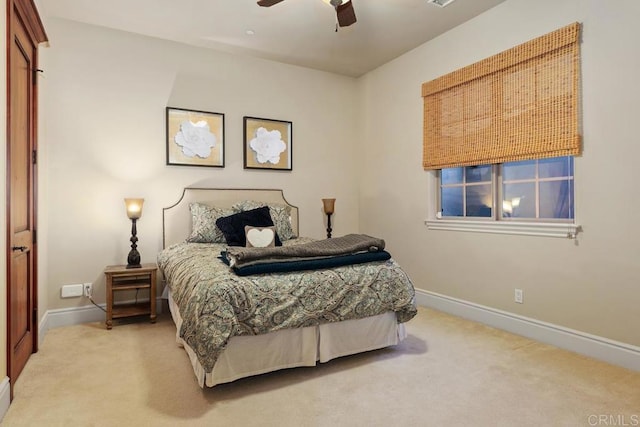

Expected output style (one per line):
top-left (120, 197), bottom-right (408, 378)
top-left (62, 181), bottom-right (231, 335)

top-left (104, 263), bottom-right (157, 329)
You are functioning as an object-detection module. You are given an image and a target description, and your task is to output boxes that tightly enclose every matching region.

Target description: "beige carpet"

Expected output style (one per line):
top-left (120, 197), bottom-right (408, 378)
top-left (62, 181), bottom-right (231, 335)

top-left (2, 308), bottom-right (639, 426)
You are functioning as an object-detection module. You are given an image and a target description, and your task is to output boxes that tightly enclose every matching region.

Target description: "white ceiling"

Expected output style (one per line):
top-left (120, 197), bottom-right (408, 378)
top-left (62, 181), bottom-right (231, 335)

top-left (37, 0), bottom-right (506, 77)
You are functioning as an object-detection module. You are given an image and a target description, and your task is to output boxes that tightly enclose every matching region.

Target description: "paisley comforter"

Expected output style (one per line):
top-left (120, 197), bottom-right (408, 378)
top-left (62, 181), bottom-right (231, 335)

top-left (157, 237), bottom-right (417, 372)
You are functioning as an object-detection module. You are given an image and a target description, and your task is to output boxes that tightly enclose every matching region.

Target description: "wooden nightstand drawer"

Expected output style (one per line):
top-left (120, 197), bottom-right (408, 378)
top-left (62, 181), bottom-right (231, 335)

top-left (104, 263), bottom-right (157, 329)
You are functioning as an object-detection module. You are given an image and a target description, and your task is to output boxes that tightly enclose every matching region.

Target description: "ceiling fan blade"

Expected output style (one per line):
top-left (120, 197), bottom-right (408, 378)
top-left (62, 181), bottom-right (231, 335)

top-left (336, 1), bottom-right (356, 27)
top-left (257, 0), bottom-right (285, 7)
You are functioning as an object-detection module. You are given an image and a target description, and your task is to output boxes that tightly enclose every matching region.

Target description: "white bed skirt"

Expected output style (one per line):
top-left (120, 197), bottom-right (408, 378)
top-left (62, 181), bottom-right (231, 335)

top-left (168, 292), bottom-right (407, 388)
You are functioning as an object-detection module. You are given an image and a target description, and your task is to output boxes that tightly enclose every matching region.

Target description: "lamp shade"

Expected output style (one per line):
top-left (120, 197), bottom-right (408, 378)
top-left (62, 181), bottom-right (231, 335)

top-left (124, 198), bottom-right (144, 220)
top-left (322, 198), bottom-right (336, 215)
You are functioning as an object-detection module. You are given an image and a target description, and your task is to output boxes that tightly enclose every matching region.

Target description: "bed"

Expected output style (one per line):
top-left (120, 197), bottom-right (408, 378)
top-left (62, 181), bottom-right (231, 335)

top-left (158, 188), bottom-right (416, 387)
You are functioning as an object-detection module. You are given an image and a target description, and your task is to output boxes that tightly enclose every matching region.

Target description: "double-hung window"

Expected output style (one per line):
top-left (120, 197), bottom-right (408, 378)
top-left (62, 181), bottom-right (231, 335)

top-left (422, 23), bottom-right (582, 238)
top-left (440, 156), bottom-right (574, 221)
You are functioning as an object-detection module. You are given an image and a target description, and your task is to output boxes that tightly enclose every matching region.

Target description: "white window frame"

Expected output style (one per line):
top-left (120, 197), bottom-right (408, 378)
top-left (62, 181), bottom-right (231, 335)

top-left (424, 161), bottom-right (581, 239)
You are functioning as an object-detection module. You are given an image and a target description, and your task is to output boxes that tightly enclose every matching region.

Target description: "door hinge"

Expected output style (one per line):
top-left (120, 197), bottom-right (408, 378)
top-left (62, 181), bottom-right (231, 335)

top-left (33, 68), bottom-right (43, 84)
top-left (32, 150), bottom-right (37, 165)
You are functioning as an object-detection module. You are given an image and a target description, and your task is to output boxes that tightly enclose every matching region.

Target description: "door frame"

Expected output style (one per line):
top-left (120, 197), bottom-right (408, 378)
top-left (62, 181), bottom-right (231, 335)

top-left (5, 0), bottom-right (46, 397)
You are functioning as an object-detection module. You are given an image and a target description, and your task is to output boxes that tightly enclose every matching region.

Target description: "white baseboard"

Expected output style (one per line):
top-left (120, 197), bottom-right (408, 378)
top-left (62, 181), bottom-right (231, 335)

top-left (39, 299), bottom-right (164, 347)
top-left (0, 377), bottom-right (10, 422)
top-left (39, 304), bottom-right (106, 345)
top-left (415, 289), bottom-right (640, 372)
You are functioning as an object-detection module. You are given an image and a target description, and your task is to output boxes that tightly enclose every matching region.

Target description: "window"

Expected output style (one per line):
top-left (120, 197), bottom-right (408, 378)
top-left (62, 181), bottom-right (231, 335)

top-left (429, 155), bottom-right (579, 238)
top-left (503, 156), bottom-right (574, 220)
top-left (439, 156), bottom-right (574, 221)
top-left (422, 23), bottom-right (582, 238)
top-left (441, 165), bottom-right (492, 218)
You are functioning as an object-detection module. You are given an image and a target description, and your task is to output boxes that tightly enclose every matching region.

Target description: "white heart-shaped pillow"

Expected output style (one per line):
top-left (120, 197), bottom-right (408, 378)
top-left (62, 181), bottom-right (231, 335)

top-left (246, 227), bottom-right (275, 248)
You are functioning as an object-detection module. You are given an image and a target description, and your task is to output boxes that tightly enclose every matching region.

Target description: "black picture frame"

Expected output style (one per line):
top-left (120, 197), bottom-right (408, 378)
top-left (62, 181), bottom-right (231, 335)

top-left (243, 116), bottom-right (292, 171)
top-left (166, 107), bottom-right (225, 167)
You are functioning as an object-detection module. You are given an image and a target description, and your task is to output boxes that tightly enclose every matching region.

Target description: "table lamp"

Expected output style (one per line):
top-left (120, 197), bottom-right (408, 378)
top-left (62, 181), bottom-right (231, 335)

top-left (322, 198), bottom-right (336, 239)
top-left (124, 198), bottom-right (144, 268)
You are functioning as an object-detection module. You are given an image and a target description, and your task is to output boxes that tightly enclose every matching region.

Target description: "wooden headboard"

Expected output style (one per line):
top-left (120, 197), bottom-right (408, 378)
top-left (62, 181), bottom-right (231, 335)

top-left (162, 188), bottom-right (299, 248)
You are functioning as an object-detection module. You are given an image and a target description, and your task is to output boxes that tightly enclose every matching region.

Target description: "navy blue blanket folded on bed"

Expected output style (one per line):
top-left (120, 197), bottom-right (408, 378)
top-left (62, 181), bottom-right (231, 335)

top-left (219, 250), bottom-right (392, 276)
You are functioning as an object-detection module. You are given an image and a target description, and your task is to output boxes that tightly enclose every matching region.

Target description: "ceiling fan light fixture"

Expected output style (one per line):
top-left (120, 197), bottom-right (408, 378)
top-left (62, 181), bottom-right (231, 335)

top-left (427, 0), bottom-right (456, 7)
top-left (322, 0), bottom-right (350, 7)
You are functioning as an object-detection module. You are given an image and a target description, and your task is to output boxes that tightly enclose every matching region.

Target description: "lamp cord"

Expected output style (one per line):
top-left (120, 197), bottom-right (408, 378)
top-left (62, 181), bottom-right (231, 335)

top-left (88, 295), bottom-right (107, 313)
top-left (89, 289), bottom-right (141, 313)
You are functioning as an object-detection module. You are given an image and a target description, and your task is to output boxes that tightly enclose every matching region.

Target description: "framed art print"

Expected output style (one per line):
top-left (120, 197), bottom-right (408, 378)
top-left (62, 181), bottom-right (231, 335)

top-left (166, 107), bottom-right (225, 167)
top-left (243, 116), bottom-right (292, 171)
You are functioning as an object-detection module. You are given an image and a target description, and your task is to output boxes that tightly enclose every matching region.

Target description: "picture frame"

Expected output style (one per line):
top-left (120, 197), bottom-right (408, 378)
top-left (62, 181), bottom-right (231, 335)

top-left (243, 116), bottom-right (293, 171)
top-left (166, 107), bottom-right (225, 167)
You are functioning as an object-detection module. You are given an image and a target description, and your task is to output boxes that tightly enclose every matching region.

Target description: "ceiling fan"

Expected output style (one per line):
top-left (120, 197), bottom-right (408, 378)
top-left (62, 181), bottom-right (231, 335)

top-left (257, 0), bottom-right (357, 28)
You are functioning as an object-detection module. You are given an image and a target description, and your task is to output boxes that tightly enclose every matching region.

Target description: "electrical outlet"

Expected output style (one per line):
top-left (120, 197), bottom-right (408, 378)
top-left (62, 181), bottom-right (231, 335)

top-left (84, 283), bottom-right (93, 298)
top-left (514, 288), bottom-right (523, 304)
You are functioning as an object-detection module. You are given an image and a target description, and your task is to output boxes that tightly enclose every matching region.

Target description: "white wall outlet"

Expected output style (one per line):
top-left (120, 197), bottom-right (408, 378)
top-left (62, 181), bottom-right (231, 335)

top-left (61, 284), bottom-right (84, 298)
top-left (83, 283), bottom-right (93, 298)
top-left (514, 288), bottom-right (524, 304)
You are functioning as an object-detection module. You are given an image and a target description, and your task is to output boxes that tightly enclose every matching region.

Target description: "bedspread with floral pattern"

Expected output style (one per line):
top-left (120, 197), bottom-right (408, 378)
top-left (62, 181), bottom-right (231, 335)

top-left (157, 238), bottom-right (417, 371)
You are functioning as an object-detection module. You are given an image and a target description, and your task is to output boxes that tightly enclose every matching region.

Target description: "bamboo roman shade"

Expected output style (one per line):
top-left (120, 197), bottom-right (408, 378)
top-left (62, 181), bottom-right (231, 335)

top-left (422, 22), bottom-right (581, 170)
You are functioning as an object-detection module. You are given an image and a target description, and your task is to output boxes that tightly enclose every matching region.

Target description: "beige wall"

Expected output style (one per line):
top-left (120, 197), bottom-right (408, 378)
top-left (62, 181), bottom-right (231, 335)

top-left (1, 6), bottom-right (7, 379)
top-left (34, 0), bottom-right (640, 350)
top-left (358, 0), bottom-right (640, 347)
top-left (38, 18), bottom-right (360, 312)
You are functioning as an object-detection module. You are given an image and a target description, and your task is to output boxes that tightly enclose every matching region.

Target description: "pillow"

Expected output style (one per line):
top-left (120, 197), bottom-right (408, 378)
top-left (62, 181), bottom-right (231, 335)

top-left (186, 203), bottom-right (234, 243)
top-left (245, 226), bottom-right (277, 248)
top-left (231, 200), bottom-right (297, 241)
top-left (216, 206), bottom-right (282, 247)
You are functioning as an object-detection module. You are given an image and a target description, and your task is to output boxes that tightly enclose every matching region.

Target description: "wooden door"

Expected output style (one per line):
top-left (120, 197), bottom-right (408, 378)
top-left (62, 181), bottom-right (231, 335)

top-left (6, 0), bottom-right (47, 393)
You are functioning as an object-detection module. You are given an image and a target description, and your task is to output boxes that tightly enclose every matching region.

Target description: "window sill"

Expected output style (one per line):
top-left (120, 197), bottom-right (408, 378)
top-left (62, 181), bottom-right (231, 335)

top-left (424, 219), bottom-right (581, 239)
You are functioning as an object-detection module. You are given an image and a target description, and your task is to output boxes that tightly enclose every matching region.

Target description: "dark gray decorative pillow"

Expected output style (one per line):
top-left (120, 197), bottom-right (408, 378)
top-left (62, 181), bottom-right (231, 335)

top-left (186, 203), bottom-right (234, 243)
top-left (216, 206), bottom-right (282, 247)
top-left (232, 200), bottom-right (297, 241)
